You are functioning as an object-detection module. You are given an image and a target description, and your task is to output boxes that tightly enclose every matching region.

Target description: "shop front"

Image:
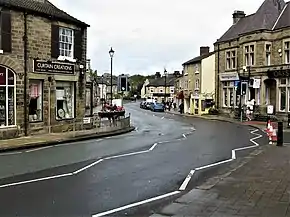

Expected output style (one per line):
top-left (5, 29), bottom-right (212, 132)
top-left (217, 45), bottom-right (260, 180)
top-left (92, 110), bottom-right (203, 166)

top-left (191, 92), bottom-right (214, 115)
top-left (29, 59), bottom-right (86, 134)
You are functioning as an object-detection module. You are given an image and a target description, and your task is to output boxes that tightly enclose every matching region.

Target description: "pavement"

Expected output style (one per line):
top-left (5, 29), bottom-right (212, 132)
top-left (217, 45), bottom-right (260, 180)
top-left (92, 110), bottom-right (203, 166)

top-left (151, 145), bottom-right (290, 217)
top-left (0, 102), bottom-right (270, 217)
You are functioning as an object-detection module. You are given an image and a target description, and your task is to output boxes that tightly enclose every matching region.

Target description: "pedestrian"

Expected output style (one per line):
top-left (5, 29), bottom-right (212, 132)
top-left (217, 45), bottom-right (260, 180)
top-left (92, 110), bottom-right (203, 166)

top-left (179, 102), bottom-right (184, 114)
top-left (173, 102), bottom-right (177, 111)
top-left (246, 106), bottom-right (252, 121)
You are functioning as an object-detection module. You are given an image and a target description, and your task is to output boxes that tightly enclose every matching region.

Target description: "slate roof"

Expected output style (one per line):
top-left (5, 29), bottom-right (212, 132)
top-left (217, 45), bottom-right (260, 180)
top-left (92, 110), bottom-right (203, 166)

top-left (182, 51), bottom-right (215, 66)
top-left (217, 0), bottom-right (285, 43)
top-left (147, 74), bottom-right (176, 87)
top-left (274, 2), bottom-right (290, 29)
top-left (0, 0), bottom-right (89, 27)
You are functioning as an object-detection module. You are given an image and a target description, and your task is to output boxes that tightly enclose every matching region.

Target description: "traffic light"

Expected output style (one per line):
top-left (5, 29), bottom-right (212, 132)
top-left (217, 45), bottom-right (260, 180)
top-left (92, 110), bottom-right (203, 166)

top-left (118, 76), bottom-right (128, 92)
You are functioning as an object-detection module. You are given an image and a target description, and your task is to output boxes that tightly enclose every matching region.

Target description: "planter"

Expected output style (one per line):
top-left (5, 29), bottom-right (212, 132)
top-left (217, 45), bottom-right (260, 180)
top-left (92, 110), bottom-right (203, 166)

top-left (98, 110), bottom-right (125, 118)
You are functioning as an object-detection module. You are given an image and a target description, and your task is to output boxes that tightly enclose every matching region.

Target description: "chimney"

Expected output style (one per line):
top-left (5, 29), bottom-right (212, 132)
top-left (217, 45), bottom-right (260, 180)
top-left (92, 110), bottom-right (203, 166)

top-left (200, 46), bottom-right (210, 56)
top-left (233, 10), bottom-right (245, 24)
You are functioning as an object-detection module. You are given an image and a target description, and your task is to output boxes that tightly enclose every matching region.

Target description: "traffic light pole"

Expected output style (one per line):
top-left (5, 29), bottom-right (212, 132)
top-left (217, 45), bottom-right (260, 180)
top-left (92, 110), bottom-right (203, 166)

top-left (240, 81), bottom-right (243, 122)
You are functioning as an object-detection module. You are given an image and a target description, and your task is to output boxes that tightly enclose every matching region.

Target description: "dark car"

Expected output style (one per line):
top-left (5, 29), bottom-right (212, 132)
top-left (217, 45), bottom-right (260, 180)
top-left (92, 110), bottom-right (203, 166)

top-left (140, 101), bottom-right (146, 108)
top-left (150, 102), bottom-right (164, 112)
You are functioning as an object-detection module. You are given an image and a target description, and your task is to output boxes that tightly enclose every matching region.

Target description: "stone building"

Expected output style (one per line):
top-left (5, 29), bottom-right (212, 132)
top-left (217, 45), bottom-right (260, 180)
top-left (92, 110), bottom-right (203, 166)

top-left (215, 0), bottom-right (290, 118)
top-left (0, 0), bottom-right (89, 139)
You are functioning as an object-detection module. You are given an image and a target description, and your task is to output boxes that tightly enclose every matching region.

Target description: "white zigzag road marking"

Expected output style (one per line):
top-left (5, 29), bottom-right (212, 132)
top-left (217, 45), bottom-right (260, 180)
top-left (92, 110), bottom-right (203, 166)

top-left (179, 128), bottom-right (263, 191)
top-left (0, 128), bottom-right (196, 189)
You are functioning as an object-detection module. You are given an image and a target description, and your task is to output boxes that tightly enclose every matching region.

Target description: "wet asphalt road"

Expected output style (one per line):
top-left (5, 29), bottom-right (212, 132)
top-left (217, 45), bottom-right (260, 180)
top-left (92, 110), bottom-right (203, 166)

top-left (0, 102), bottom-right (267, 217)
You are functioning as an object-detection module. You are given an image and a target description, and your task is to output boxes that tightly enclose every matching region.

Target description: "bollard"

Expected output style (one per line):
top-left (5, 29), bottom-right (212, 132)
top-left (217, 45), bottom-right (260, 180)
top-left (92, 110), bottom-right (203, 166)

top-left (288, 114), bottom-right (290, 128)
top-left (277, 121), bottom-right (283, 146)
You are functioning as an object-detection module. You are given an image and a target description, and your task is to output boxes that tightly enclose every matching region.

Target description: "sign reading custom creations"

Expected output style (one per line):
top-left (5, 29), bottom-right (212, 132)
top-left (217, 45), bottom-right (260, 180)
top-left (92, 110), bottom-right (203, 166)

top-left (33, 60), bottom-right (75, 74)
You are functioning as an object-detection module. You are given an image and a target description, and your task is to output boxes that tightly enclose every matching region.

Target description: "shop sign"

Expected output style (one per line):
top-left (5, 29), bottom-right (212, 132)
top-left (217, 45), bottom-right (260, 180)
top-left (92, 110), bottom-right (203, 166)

top-left (267, 69), bottom-right (290, 78)
top-left (220, 72), bottom-right (239, 81)
top-left (33, 60), bottom-right (75, 74)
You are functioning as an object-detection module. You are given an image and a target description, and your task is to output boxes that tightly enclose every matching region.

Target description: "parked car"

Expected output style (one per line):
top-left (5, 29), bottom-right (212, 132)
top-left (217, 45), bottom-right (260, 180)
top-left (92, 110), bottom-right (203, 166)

top-left (140, 101), bottom-right (146, 108)
top-left (145, 102), bottom-right (154, 110)
top-left (150, 102), bottom-right (164, 112)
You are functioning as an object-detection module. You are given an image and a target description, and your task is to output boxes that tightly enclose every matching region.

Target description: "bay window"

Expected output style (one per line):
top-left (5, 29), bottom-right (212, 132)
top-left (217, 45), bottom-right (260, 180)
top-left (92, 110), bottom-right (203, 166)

top-left (0, 66), bottom-right (15, 127)
top-left (29, 80), bottom-right (43, 122)
top-left (56, 82), bottom-right (75, 120)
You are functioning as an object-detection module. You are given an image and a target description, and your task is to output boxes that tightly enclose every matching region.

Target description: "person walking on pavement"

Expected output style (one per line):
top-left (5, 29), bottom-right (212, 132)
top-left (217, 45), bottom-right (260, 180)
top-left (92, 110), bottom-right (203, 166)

top-left (179, 102), bottom-right (184, 114)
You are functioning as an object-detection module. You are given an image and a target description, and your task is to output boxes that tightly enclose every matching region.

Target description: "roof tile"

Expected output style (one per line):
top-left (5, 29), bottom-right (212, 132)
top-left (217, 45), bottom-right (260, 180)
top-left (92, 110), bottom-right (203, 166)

top-left (0, 0), bottom-right (89, 27)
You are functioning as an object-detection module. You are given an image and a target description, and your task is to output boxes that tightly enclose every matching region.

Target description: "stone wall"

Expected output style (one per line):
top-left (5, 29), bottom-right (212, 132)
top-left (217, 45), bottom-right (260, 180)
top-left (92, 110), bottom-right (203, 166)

top-left (215, 27), bottom-right (290, 114)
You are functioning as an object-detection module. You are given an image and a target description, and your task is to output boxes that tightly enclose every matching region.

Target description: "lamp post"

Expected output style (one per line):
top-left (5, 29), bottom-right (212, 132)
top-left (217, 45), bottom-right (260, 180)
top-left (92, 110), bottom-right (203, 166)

top-left (109, 47), bottom-right (115, 105)
top-left (101, 75), bottom-right (104, 110)
top-left (164, 68), bottom-right (167, 103)
top-left (90, 72), bottom-right (94, 116)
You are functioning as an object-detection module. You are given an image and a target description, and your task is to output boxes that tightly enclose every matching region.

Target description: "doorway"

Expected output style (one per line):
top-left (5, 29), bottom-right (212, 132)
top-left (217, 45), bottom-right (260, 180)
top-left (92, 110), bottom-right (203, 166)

top-left (264, 78), bottom-right (277, 110)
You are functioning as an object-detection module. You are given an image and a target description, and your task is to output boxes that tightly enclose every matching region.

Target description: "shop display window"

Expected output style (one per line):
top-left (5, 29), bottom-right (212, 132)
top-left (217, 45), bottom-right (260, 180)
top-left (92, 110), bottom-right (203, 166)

top-left (56, 82), bottom-right (75, 120)
top-left (0, 66), bottom-right (15, 127)
top-left (29, 80), bottom-right (43, 122)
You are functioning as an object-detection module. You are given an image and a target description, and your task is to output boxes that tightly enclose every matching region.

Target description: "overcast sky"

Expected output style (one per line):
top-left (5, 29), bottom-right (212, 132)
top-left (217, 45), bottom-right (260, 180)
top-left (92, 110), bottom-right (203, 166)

top-left (50, 0), bottom-right (264, 75)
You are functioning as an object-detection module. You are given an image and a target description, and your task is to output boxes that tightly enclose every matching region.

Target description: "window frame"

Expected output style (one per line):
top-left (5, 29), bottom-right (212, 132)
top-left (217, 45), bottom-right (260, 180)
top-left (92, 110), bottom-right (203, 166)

top-left (225, 49), bottom-right (236, 69)
top-left (265, 43), bottom-right (271, 66)
top-left (284, 41), bottom-right (290, 64)
top-left (55, 81), bottom-right (75, 120)
top-left (59, 27), bottom-right (74, 59)
top-left (0, 66), bottom-right (16, 128)
top-left (222, 81), bottom-right (236, 108)
top-left (244, 44), bottom-right (255, 66)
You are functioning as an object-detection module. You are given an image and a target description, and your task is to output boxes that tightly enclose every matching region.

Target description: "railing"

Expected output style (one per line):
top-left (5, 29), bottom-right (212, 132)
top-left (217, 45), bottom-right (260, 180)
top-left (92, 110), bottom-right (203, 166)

top-left (0, 116), bottom-right (132, 140)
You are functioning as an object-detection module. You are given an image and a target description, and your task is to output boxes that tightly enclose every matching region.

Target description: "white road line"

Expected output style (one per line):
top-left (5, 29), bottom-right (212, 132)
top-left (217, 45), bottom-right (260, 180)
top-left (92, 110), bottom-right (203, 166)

top-left (195, 159), bottom-right (234, 171)
top-left (0, 151), bottom-right (22, 156)
top-left (25, 146), bottom-right (51, 153)
top-left (72, 159), bottom-right (104, 175)
top-left (182, 134), bottom-right (187, 138)
top-left (91, 191), bottom-right (180, 217)
top-left (149, 143), bottom-right (158, 151)
top-left (104, 150), bottom-right (149, 160)
top-left (179, 170), bottom-right (195, 190)
top-left (161, 117), bottom-right (164, 119)
top-left (0, 173), bottom-right (73, 188)
top-left (178, 129), bottom-right (263, 191)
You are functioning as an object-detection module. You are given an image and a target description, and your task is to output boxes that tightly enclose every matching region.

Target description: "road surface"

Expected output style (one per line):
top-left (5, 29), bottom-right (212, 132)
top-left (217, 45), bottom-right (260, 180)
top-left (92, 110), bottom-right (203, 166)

top-left (0, 102), bottom-right (267, 217)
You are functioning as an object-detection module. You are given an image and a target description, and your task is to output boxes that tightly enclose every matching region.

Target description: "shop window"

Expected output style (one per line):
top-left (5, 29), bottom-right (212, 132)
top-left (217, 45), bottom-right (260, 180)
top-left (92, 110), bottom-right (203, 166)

top-left (0, 67), bottom-right (15, 127)
top-left (85, 87), bottom-right (91, 109)
top-left (56, 82), bottom-right (75, 120)
top-left (29, 80), bottom-right (43, 122)
top-left (223, 88), bottom-right (228, 107)
top-left (59, 27), bottom-right (74, 58)
top-left (279, 87), bottom-right (286, 112)
top-left (229, 88), bottom-right (234, 106)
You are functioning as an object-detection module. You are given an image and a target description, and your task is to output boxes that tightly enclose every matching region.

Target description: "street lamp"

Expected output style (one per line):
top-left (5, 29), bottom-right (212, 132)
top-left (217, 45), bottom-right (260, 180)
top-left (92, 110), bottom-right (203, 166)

top-left (90, 72), bottom-right (95, 116)
top-left (101, 75), bottom-right (104, 110)
top-left (109, 47), bottom-right (115, 105)
top-left (164, 68), bottom-right (168, 102)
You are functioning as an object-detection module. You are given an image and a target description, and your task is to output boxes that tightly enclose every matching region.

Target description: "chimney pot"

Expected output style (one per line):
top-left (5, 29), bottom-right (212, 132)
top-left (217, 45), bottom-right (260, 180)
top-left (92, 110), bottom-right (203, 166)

top-left (200, 46), bottom-right (210, 56)
top-left (233, 10), bottom-right (245, 24)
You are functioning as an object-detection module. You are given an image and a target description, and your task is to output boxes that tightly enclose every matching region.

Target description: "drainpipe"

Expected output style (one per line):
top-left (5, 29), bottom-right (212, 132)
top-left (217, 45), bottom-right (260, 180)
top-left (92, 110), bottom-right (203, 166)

top-left (217, 43), bottom-right (220, 108)
top-left (23, 12), bottom-right (28, 136)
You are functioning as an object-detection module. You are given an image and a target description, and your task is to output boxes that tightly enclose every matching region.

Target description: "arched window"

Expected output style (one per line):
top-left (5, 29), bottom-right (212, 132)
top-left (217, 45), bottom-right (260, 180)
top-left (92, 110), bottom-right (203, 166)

top-left (0, 66), bottom-right (15, 127)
